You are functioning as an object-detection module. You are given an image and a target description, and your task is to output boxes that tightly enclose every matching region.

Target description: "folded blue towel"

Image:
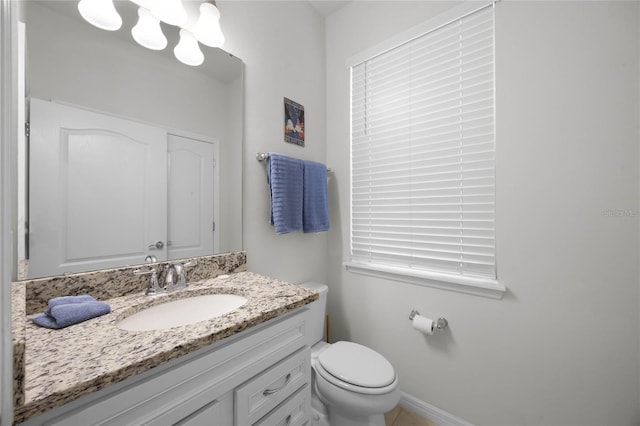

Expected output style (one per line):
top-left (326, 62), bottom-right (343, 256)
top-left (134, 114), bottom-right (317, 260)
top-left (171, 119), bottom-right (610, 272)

top-left (267, 153), bottom-right (304, 234)
top-left (32, 301), bottom-right (111, 329)
top-left (47, 294), bottom-right (96, 313)
top-left (303, 160), bottom-right (329, 233)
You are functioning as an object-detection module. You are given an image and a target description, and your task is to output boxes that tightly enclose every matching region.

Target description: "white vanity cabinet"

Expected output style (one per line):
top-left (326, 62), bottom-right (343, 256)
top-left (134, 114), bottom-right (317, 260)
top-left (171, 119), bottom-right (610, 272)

top-left (18, 308), bottom-right (311, 426)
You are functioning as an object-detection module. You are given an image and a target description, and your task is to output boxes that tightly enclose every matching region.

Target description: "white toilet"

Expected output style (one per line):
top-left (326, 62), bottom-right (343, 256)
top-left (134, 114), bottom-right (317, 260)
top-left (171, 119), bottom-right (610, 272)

top-left (300, 282), bottom-right (401, 426)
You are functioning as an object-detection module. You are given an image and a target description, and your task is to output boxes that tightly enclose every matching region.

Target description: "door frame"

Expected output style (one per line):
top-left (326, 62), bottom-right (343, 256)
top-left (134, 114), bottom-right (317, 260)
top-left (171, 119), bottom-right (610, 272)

top-left (0, 0), bottom-right (16, 423)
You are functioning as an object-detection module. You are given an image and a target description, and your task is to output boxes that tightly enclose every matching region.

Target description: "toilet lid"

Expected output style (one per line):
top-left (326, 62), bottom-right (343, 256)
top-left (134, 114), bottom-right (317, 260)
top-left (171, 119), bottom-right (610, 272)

top-left (317, 341), bottom-right (396, 388)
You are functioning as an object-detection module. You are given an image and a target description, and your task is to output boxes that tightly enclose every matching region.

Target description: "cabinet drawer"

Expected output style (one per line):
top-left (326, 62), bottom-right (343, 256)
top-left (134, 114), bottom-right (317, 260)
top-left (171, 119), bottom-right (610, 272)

top-left (254, 384), bottom-right (310, 426)
top-left (174, 392), bottom-right (233, 426)
top-left (235, 346), bottom-right (310, 425)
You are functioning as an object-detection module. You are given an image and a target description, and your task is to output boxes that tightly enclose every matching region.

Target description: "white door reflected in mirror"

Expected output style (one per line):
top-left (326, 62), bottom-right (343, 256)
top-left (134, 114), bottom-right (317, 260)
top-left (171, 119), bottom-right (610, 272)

top-left (28, 99), bottom-right (218, 278)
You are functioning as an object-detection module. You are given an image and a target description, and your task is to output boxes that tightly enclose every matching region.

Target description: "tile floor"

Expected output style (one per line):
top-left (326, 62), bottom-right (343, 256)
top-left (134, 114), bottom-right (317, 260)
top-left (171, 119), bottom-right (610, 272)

top-left (385, 405), bottom-right (439, 426)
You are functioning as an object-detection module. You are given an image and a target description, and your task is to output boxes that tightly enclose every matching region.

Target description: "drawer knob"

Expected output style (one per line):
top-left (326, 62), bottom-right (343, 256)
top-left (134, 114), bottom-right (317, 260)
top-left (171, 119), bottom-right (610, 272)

top-left (262, 373), bottom-right (291, 396)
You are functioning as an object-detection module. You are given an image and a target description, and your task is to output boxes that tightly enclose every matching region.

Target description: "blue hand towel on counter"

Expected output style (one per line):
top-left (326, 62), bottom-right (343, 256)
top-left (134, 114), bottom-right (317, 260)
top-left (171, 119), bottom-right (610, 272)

top-left (302, 160), bottom-right (329, 233)
top-left (46, 294), bottom-right (96, 313)
top-left (32, 300), bottom-right (111, 329)
top-left (267, 153), bottom-right (304, 234)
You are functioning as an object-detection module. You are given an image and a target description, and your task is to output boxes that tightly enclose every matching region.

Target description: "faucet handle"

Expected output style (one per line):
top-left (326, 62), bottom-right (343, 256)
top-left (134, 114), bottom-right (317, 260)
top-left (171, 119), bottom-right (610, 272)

top-left (183, 260), bottom-right (197, 269)
top-left (134, 267), bottom-right (164, 295)
top-left (158, 261), bottom-right (198, 293)
top-left (147, 269), bottom-right (163, 295)
top-left (164, 264), bottom-right (177, 290)
top-left (170, 260), bottom-right (197, 289)
top-left (133, 266), bottom-right (155, 275)
top-left (174, 264), bottom-right (187, 288)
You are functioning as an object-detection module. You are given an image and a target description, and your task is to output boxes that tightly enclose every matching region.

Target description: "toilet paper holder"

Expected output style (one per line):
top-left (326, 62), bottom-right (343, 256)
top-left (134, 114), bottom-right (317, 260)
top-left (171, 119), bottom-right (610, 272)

top-left (409, 310), bottom-right (448, 331)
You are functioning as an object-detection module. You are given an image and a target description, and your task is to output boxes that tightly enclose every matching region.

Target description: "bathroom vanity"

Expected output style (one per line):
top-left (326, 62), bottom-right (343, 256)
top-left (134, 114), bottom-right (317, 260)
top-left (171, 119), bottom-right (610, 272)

top-left (11, 253), bottom-right (318, 426)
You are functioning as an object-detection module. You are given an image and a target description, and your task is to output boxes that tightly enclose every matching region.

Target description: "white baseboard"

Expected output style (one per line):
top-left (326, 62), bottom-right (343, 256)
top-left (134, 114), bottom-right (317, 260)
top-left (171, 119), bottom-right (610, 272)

top-left (399, 392), bottom-right (474, 426)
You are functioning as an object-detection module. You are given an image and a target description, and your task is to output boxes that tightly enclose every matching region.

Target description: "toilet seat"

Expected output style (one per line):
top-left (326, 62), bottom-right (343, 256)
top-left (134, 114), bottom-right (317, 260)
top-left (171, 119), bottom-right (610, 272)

top-left (315, 341), bottom-right (398, 395)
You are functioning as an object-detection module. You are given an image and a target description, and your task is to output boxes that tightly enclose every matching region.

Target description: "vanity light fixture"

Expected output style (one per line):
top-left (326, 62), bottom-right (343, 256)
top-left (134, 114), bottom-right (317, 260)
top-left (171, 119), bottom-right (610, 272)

top-left (131, 7), bottom-right (168, 51)
top-left (194, 1), bottom-right (225, 48)
top-left (174, 29), bottom-right (205, 66)
top-left (76, 0), bottom-right (225, 66)
top-left (146, 0), bottom-right (188, 27)
top-left (77, 0), bottom-right (122, 31)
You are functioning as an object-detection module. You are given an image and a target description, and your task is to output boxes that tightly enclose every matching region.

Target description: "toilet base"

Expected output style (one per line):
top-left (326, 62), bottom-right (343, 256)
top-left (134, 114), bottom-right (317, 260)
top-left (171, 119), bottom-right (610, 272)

top-left (309, 387), bottom-right (330, 426)
top-left (309, 403), bottom-right (384, 426)
top-left (309, 406), bottom-right (331, 426)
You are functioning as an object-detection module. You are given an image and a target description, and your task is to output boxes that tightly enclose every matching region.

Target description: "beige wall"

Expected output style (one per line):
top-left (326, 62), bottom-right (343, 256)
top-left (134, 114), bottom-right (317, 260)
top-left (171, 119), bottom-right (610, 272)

top-left (326, 1), bottom-right (640, 425)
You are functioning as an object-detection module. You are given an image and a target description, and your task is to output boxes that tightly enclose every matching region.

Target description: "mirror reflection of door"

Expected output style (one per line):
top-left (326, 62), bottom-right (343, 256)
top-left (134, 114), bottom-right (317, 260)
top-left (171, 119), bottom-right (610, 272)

top-left (28, 99), bottom-right (218, 278)
top-left (167, 134), bottom-right (217, 260)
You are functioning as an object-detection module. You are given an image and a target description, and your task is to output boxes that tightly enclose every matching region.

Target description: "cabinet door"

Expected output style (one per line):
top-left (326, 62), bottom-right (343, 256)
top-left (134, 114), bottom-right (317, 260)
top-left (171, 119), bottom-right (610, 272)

top-left (29, 98), bottom-right (168, 277)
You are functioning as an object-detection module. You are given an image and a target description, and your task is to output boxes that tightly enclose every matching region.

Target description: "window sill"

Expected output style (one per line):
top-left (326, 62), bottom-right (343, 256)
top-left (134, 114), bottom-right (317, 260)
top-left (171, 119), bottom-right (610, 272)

top-left (344, 262), bottom-right (506, 300)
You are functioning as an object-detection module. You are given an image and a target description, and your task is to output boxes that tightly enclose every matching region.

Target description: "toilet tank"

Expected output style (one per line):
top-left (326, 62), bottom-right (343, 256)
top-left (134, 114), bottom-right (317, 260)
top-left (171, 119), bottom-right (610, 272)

top-left (299, 282), bottom-right (328, 345)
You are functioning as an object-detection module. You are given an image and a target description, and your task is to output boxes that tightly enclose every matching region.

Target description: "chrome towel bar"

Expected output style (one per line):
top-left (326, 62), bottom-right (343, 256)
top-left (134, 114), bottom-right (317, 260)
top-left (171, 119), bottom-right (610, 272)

top-left (256, 152), bottom-right (332, 172)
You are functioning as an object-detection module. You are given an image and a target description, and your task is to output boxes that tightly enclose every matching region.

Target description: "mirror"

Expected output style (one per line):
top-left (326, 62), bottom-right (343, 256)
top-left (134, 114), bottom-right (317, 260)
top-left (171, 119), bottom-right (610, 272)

top-left (18, 1), bottom-right (243, 279)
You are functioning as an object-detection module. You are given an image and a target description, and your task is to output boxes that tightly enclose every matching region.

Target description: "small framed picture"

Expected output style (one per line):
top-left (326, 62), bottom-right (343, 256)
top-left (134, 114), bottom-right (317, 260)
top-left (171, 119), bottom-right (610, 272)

top-left (284, 97), bottom-right (305, 146)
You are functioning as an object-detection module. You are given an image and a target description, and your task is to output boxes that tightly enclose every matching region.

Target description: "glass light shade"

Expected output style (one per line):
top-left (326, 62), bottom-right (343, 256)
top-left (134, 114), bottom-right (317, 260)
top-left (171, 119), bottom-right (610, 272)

top-left (149, 0), bottom-right (188, 27)
top-left (77, 0), bottom-right (122, 31)
top-left (131, 0), bottom-right (154, 9)
top-left (173, 29), bottom-right (204, 66)
top-left (194, 2), bottom-right (225, 48)
top-left (131, 8), bottom-right (167, 50)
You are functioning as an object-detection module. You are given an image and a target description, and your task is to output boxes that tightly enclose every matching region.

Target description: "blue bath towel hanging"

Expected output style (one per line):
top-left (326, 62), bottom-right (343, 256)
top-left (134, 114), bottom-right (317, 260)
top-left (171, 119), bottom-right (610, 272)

top-left (303, 160), bottom-right (330, 233)
top-left (267, 153), bottom-right (304, 234)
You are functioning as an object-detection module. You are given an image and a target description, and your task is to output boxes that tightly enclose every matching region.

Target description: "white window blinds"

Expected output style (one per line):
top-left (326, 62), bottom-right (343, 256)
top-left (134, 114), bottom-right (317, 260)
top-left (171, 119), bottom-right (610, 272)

top-left (350, 4), bottom-right (496, 281)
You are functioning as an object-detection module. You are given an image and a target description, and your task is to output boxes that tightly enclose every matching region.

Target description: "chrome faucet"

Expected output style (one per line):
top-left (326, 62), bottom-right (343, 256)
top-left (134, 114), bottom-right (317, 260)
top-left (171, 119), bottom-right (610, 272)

top-left (133, 266), bottom-right (164, 295)
top-left (164, 260), bottom-right (197, 292)
top-left (164, 264), bottom-right (179, 291)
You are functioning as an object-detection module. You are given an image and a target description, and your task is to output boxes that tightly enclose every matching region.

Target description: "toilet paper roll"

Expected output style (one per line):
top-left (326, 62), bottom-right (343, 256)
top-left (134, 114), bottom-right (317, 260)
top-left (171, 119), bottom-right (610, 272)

top-left (412, 314), bottom-right (435, 335)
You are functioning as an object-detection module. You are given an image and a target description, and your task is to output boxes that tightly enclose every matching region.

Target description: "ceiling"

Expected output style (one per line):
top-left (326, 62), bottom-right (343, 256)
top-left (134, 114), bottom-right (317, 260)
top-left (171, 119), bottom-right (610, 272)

top-left (307, 0), bottom-right (351, 17)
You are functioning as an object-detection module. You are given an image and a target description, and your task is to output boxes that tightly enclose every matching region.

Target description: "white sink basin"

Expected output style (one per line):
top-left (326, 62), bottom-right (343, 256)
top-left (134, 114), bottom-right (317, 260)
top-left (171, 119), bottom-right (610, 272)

top-left (118, 294), bottom-right (248, 331)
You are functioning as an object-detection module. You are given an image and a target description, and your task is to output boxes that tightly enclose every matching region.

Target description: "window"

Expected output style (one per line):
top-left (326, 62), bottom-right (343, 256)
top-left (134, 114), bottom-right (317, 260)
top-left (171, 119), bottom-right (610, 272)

top-left (346, 2), bottom-right (504, 298)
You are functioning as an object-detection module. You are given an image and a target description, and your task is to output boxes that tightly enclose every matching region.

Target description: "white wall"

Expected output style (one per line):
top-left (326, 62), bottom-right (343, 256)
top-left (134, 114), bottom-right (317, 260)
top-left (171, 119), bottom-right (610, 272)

top-left (326, 1), bottom-right (640, 425)
top-left (220, 74), bottom-right (243, 253)
top-left (24, 0), bottom-right (640, 423)
top-left (218, 1), bottom-right (328, 283)
top-left (6, 0), bottom-right (640, 424)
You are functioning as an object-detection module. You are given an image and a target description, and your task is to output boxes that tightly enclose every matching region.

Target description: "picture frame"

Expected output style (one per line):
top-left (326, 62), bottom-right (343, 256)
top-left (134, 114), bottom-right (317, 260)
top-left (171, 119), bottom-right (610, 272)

top-left (284, 97), bottom-right (305, 146)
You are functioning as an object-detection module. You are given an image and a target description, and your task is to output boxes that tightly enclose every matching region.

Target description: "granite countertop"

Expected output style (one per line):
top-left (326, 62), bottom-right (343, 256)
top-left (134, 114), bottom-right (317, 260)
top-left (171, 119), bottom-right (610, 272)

top-left (13, 271), bottom-right (318, 424)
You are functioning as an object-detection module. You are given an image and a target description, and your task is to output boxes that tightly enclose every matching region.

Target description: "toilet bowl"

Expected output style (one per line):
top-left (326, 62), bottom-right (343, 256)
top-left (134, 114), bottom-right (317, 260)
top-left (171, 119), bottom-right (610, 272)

top-left (300, 282), bottom-right (401, 426)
